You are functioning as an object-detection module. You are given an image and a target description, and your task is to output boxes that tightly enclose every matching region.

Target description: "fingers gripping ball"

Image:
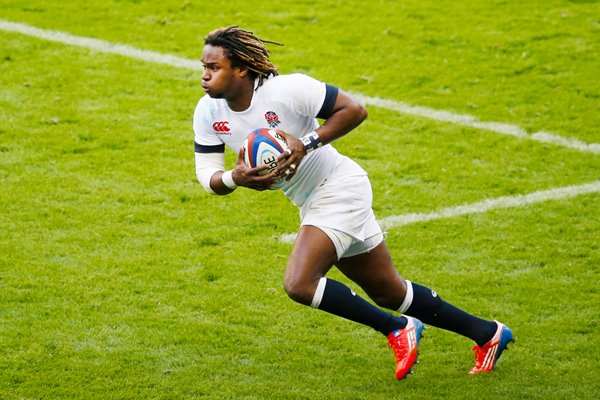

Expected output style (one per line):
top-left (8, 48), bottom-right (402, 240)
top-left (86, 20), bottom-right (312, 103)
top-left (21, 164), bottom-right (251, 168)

top-left (243, 128), bottom-right (290, 190)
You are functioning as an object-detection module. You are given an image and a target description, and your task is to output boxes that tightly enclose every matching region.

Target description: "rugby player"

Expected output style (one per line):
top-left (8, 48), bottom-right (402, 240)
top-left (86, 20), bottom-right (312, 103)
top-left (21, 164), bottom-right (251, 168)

top-left (193, 26), bottom-right (513, 379)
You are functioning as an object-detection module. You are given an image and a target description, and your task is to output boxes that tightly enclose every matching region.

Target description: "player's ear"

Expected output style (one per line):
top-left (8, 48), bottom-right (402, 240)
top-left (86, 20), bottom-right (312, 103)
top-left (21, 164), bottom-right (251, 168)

top-left (236, 65), bottom-right (249, 78)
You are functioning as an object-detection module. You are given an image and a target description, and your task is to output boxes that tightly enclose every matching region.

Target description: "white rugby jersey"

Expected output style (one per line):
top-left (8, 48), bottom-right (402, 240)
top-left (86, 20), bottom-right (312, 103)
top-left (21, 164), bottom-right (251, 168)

top-left (193, 73), bottom-right (365, 207)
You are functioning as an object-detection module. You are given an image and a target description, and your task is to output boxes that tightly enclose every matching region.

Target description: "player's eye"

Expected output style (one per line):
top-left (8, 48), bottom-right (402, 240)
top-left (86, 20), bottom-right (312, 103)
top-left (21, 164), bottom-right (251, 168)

top-left (202, 65), bottom-right (219, 72)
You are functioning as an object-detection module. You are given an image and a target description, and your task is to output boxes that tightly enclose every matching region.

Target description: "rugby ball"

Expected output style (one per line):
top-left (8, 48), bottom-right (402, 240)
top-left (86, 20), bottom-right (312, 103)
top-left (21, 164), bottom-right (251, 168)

top-left (243, 128), bottom-right (289, 190)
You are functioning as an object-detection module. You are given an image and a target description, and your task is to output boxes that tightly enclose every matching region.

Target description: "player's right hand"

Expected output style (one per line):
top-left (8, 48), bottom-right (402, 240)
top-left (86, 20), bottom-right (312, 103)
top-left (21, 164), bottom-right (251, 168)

top-left (232, 146), bottom-right (278, 191)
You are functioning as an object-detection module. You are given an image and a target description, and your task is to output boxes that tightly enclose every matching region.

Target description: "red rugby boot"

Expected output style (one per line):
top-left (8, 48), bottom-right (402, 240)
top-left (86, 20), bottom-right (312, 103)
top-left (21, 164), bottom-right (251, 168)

top-left (387, 316), bottom-right (424, 380)
top-left (469, 321), bottom-right (514, 374)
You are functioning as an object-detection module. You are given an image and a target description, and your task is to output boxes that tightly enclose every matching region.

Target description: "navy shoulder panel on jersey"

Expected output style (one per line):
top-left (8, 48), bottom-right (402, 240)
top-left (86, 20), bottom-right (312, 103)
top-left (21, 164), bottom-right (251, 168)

top-left (316, 84), bottom-right (339, 119)
top-left (195, 142), bottom-right (225, 153)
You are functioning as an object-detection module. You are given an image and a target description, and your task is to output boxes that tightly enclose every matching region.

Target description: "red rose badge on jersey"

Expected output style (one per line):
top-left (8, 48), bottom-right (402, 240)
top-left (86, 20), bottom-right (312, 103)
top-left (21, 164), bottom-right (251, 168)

top-left (264, 111), bottom-right (281, 128)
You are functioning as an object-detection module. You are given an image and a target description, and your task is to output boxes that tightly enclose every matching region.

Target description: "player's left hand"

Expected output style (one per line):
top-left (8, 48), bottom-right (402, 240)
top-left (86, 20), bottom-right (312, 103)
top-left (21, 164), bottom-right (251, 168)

top-left (274, 129), bottom-right (305, 181)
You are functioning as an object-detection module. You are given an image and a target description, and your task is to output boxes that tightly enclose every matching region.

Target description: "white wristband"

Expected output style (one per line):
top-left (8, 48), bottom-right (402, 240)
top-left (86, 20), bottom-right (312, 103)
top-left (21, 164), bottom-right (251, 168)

top-left (221, 170), bottom-right (238, 190)
top-left (300, 131), bottom-right (323, 154)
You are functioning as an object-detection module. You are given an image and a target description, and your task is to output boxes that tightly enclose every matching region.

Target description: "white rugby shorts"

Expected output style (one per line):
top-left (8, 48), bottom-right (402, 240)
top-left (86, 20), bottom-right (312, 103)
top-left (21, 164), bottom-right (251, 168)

top-left (299, 157), bottom-right (383, 259)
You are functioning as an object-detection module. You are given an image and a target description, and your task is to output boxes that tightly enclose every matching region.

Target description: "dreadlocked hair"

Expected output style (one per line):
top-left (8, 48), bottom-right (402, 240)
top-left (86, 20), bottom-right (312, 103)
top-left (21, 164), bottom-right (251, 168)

top-left (205, 26), bottom-right (282, 88)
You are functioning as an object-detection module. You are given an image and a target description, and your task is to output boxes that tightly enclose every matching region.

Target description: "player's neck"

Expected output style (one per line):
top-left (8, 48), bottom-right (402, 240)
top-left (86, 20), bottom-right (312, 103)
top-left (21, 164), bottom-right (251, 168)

top-left (226, 79), bottom-right (255, 112)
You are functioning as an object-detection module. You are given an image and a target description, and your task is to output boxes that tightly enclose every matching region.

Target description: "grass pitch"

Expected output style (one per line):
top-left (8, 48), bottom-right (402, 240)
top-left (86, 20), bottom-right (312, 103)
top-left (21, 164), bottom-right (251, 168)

top-left (1, 1), bottom-right (599, 399)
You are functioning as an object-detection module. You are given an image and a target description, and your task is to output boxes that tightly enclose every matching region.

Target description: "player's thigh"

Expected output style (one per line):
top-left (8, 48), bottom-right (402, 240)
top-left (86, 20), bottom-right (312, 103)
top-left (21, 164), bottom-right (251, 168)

top-left (335, 241), bottom-right (407, 309)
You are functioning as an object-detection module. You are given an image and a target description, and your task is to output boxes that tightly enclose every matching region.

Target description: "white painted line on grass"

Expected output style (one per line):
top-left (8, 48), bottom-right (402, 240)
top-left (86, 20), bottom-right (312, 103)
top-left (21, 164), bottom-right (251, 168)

top-left (279, 180), bottom-right (600, 242)
top-left (0, 19), bottom-right (202, 70)
top-left (352, 94), bottom-right (600, 155)
top-left (378, 180), bottom-right (600, 230)
top-left (2, 19), bottom-right (599, 155)
top-left (530, 131), bottom-right (600, 154)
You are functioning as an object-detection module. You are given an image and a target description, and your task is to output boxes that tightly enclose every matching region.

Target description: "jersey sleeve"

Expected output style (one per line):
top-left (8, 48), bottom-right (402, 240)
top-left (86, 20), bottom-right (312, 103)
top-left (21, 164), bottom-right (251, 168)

top-left (277, 74), bottom-right (338, 120)
top-left (193, 96), bottom-right (225, 153)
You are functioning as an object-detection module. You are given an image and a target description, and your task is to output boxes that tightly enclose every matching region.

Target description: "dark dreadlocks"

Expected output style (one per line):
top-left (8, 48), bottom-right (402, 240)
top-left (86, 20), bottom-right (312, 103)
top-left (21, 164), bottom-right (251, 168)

top-left (204, 26), bottom-right (282, 87)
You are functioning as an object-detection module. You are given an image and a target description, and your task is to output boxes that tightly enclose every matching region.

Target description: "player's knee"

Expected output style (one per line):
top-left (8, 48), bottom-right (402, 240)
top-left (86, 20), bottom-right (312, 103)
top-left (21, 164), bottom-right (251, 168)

top-left (283, 278), bottom-right (314, 306)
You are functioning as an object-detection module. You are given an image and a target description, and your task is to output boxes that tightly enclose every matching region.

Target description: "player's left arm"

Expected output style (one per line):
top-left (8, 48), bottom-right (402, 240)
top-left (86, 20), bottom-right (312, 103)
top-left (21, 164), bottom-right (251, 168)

top-left (314, 88), bottom-right (368, 144)
top-left (276, 88), bottom-right (367, 176)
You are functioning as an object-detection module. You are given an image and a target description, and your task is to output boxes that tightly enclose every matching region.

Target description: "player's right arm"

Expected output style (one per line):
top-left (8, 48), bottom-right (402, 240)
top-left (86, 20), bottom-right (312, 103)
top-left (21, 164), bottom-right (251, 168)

top-left (194, 147), bottom-right (234, 195)
top-left (194, 99), bottom-right (276, 194)
top-left (195, 145), bottom-right (277, 194)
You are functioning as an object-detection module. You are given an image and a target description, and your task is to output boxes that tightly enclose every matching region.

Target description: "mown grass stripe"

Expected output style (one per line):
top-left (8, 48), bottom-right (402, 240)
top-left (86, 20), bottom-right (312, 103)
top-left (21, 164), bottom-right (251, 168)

top-left (1, 19), bottom-right (598, 155)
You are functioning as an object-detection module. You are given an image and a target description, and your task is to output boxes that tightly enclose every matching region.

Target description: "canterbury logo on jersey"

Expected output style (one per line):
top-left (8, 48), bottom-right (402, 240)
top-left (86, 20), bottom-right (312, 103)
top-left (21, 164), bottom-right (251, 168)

top-left (212, 121), bottom-right (231, 134)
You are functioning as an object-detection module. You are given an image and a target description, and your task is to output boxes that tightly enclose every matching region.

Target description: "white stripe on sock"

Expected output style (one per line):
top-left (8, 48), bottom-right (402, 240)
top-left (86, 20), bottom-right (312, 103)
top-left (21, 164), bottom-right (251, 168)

top-left (397, 280), bottom-right (414, 314)
top-left (310, 277), bottom-right (328, 309)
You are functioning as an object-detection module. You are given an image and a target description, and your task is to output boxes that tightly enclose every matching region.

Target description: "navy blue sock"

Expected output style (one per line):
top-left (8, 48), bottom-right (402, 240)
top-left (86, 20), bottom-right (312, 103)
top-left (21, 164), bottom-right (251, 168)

top-left (314, 278), bottom-right (407, 336)
top-left (405, 282), bottom-right (497, 347)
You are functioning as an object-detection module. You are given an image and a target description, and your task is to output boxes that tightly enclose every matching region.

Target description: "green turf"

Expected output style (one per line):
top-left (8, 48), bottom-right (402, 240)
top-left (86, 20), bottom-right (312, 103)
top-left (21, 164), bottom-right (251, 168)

top-left (1, 1), bottom-right (599, 399)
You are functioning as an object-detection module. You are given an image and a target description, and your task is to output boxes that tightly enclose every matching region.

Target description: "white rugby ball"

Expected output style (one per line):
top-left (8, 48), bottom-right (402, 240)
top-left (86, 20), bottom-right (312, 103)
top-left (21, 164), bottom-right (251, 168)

top-left (243, 128), bottom-right (289, 190)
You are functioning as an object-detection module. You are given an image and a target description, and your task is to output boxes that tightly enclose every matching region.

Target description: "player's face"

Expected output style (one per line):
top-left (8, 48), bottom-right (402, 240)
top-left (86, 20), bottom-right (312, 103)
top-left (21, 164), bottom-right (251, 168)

top-left (200, 45), bottom-right (247, 100)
